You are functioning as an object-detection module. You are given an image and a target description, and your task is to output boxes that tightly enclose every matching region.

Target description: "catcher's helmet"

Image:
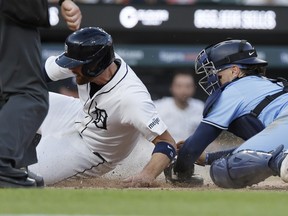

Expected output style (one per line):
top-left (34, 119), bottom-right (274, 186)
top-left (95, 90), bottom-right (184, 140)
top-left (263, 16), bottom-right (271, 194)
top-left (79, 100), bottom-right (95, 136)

top-left (195, 39), bottom-right (268, 95)
top-left (56, 27), bottom-right (115, 77)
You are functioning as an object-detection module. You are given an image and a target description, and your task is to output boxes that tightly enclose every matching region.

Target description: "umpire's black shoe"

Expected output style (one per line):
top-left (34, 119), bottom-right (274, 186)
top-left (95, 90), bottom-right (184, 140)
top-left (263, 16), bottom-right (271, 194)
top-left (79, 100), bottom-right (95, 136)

top-left (27, 170), bottom-right (44, 187)
top-left (20, 167), bottom-right (44, 187)
top-left (0, 167), bottom-right (36, 188)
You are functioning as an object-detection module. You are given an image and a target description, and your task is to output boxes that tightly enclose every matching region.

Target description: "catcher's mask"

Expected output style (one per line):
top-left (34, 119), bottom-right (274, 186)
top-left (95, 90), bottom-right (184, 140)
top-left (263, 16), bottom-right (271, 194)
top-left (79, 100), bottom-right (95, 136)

top-left (195, 39), bottom-right (268, 95)
top-left (56, 27), bottom-right (115, 77)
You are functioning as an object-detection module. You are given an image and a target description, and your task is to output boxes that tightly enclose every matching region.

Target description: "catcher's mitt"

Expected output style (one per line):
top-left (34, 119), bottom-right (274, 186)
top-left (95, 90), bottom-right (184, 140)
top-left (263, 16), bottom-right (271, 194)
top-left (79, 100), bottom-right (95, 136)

top-left (164, 157), bottom-right (204, 187)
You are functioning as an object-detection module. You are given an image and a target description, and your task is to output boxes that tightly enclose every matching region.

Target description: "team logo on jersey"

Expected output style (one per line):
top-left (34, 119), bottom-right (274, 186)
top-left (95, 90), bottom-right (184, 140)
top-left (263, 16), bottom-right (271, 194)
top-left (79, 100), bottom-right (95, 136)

top-left (91, 107), bottom-right (108, 130)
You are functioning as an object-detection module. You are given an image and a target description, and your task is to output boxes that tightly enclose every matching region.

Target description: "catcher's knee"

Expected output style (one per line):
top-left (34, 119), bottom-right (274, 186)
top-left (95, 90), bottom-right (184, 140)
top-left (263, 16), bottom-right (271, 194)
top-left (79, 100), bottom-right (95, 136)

top-left (210, 149), bottom-right (275, 188)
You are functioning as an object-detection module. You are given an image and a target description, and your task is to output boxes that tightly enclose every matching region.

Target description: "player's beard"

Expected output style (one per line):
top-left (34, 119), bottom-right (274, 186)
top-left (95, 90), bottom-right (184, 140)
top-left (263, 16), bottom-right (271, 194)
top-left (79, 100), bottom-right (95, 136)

top-left (75, 74), bottom-right (91, 85)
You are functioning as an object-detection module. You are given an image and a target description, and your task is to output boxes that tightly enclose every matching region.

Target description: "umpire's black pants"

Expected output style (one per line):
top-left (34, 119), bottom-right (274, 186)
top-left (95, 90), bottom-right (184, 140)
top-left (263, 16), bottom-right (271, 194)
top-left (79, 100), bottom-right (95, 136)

top-left (0, 16), bottom-right (49, 169)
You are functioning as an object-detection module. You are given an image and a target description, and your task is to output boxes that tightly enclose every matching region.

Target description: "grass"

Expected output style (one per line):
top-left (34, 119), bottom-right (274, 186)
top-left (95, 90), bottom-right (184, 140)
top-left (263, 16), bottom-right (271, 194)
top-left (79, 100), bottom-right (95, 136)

top-left (0, 188), bottom-right (288, 215)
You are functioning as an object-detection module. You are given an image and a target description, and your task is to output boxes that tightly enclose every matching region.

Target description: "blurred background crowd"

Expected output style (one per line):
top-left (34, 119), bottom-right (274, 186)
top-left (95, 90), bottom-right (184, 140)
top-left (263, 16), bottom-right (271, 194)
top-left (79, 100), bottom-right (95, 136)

top-left (44, 0), bottom-right (288, 101)
top-left (47, 0), bottom-right (288, 6)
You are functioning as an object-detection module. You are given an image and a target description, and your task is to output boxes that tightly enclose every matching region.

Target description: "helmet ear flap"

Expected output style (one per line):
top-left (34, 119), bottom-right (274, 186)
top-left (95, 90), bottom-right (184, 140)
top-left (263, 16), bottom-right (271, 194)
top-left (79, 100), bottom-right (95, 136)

top-left (81, 47), bottom-right (115, 77)
top-left (81, 62), bottom-right (100, 77)
top-left (81, 63), bottom-right (89, 76)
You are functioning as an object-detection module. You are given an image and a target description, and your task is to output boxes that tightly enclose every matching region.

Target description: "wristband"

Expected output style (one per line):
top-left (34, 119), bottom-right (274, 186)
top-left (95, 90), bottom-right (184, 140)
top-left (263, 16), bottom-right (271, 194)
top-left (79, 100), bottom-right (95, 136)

top-left (152, 142), bottom-right (176, 161)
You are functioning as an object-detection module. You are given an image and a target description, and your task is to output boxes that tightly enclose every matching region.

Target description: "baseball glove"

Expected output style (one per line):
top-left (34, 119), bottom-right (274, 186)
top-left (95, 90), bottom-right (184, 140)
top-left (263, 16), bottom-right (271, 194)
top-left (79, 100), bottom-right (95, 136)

top-left (164, 157), bottom-right (204, 187)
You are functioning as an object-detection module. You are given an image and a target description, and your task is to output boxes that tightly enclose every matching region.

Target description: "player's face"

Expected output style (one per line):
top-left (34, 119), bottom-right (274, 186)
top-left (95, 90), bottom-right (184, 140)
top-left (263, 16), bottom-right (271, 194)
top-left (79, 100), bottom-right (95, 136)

top-left (70, 66), bottom-right (93, 85)
top-left (217, 65), bottom-right (242, 85)
top-left (170, 74), bottom-right (195, 104)
top-left (217, 67), bottom-right (234, 85)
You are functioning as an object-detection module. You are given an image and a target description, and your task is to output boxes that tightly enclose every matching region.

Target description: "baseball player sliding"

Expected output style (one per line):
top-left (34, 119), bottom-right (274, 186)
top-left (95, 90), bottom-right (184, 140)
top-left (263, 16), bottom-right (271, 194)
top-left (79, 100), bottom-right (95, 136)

top-left (165, 39), bottom-right (288, 188)
top-left (29, 27), bottom-right (177, 187)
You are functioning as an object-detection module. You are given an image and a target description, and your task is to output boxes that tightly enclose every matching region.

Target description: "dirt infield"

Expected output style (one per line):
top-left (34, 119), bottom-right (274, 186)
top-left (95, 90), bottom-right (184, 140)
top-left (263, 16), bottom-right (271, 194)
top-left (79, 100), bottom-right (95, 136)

top-left (52, 166), bottom-right (288, 191)
top-left (51, 131), bottom-right (288, 191)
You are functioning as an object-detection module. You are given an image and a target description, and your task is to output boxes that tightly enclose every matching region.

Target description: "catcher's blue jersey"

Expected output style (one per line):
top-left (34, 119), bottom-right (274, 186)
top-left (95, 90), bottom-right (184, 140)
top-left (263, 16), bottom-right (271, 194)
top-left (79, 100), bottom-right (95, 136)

top-left (202, 75), bottom-right (288, 153)
top-left (203, 76), bottom-right (288, 129)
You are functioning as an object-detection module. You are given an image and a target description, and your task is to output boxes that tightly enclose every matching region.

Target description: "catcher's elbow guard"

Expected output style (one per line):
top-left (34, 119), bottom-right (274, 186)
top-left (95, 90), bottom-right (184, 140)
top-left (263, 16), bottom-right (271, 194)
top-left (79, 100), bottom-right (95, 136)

top-left (152, 142), bottom-right (176, 161)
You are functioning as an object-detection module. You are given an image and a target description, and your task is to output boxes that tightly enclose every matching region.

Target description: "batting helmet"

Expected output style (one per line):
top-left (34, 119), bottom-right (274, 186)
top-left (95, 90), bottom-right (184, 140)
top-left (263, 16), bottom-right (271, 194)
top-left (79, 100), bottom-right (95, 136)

top-left (195, 39), bottom-right (268, 95)
top-left (56, 27), bottom-right (115, 77)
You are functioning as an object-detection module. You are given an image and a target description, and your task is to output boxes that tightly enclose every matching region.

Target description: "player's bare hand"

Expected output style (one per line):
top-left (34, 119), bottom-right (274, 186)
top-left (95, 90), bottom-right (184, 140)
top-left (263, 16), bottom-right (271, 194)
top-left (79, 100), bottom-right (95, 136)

top-left (61, 0), bottom-right (82, 31)
top-left (122, 174), bottom-right (157, 188)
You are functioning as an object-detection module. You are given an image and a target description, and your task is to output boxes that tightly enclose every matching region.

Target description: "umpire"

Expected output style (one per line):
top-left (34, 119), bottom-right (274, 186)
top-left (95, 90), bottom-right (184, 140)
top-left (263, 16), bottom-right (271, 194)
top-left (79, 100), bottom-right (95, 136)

top-left (0, 0), bottom-right (81, 188)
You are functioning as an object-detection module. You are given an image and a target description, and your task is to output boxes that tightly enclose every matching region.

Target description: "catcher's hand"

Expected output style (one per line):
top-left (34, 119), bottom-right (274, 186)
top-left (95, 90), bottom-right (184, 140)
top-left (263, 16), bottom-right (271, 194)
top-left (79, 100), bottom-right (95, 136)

top-left (195, 151), bottom-right (207, 166)
top-left (163, 157), bottom-right (204, 187)
top-left (176, 140), bottom-right (184, 153)
top-left (176, 140), bottom-right (206, 166)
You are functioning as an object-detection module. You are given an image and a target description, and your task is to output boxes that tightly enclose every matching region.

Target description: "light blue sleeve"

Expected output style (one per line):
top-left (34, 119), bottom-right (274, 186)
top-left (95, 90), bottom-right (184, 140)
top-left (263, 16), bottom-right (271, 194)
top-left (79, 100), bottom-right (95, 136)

top-left (203, 85), bottom-right (245, 129)
top-left (203, 76), bottom-right (288, 129)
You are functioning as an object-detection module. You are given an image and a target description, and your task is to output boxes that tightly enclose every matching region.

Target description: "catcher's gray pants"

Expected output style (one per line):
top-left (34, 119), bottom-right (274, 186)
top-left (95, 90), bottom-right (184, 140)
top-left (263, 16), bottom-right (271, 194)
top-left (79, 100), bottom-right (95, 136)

top-left (233, 107), bottom-right (288, 153)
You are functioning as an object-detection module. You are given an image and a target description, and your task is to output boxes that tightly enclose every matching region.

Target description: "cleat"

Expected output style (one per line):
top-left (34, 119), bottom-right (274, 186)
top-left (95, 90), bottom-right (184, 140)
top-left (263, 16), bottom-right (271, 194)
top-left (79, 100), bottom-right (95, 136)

top-left (0, 167), bottom-right (36, 188)
top-left (20, 167), bottom-right (45, 187)
top-left (0, 176), bottom-right (36, 188)
top-left (28, 170), bottom-right (44, 187)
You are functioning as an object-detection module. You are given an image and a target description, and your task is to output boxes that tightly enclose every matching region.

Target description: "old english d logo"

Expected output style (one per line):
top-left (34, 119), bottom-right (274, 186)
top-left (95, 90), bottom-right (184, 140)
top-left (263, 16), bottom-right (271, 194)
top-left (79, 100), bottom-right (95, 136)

top-left (92, 107), bottom-right (108, 130)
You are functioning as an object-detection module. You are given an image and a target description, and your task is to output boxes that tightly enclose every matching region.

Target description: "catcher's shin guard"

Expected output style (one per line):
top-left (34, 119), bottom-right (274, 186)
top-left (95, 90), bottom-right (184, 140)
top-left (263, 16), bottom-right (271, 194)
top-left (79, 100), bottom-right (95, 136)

top-left (210, 145), bottom-right (284, 188)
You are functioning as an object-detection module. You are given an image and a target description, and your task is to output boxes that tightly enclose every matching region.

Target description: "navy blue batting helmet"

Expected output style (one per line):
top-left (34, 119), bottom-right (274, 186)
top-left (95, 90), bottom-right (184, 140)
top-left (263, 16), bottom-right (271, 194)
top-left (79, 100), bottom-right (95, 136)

top-left (56, 27), bottom-right (115, 77)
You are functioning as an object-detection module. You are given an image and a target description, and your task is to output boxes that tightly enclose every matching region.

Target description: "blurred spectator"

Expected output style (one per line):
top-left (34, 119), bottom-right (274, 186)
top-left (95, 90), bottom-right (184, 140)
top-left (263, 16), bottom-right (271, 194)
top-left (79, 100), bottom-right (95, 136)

top-left (154, 70), bottom-right (204, 142)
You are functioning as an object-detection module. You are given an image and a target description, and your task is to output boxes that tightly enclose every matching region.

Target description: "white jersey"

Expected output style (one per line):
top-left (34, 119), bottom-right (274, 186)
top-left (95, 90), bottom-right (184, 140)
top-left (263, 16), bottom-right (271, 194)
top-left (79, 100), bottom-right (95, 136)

top-left (154, 97), bottom-right (204, 142)
top-left (29, 53), bottom-right (167, 184)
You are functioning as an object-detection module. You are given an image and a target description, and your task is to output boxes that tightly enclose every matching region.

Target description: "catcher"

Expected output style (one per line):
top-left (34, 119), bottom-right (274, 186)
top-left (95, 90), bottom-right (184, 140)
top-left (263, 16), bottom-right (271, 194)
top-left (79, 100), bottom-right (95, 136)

top-left (165, 39), bottom-right (288, 188)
